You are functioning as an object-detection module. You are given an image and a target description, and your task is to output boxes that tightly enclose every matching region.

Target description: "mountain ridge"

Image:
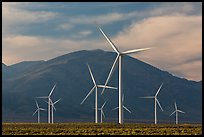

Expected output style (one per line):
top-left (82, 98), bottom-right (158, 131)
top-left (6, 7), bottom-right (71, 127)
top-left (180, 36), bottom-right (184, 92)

top-left (2, 49), bottom-right (202, 123)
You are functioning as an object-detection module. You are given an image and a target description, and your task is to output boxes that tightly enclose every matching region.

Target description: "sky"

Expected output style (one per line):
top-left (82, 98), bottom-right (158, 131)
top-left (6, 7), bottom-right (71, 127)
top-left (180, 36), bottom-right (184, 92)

top-left (2, 2), bottom-right (202, 81)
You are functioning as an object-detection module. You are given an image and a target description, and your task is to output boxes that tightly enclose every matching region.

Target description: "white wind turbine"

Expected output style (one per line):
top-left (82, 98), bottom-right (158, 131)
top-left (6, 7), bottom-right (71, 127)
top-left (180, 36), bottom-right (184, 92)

top-left (169, 102), bottom-right (185, 124)
top-left (98, 26), bottom-right (151, 124)
top-left (32, 100), bottom-right (46, 123)
top-left (98, 101), bottom-right (107, 123)
top-left (112, 94), bottom-right (131, 115)
top-left (35, 84), bottom-right (56, 123)
top-left (45, 98), bottom-right (61, 124)
top-left (80, 64), bottom-right (117, 123)
top-left (140, 82), bottom-right (164, 124)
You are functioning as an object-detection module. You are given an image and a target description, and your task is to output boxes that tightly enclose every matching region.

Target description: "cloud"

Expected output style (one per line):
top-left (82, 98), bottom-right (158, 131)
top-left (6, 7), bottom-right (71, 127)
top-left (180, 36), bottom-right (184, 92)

top-left (79, 30), bottom-right (92, 36)
top-left (2, 35), bottom-right (106, 65)
top-left (170, 60), bottom-right (202, 81)
top-left (2, 2), bottom-right (202, 81)
top-left (66, 2), bottom-right (201, 26)
top-left (110, 15), bottom-right (202, 81)
top-left (2, 2), bottom-right (58, 24)
top-left (57, 23), bottom-right (73, 30)
top-left (3, 2), bottom-right (201, 37)
top-left (149, 2), bottom-right (195, 16)
top-left (2, 2), bottom-right (59, 36)
top-left (69, 12), bottom-right (126, 25)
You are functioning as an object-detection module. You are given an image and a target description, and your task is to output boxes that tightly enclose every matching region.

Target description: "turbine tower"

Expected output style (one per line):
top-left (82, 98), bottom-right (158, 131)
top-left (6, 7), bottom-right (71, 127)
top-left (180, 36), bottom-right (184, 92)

top-left (45, 98), bottom-right (61, 124)
top-left (80, 64), bottom-right (117, 123)
top-left (32, 100), bottom-right (46, 123)
top-left (35, 84), bottom-right (56, 123)
top-left (169, 102), bottom-right (185, 124)
top-left (140, 82), bottom-right (164, 124)
top-left (98, 26), bottom-right (151, 124)
top-left (98, 101), bottom-right (107, 123)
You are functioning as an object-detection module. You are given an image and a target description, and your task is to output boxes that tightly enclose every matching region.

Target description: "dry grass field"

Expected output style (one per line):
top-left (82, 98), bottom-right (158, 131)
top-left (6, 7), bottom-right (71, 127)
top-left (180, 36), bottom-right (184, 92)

top-left (2, 123), bottom-right (202, 135)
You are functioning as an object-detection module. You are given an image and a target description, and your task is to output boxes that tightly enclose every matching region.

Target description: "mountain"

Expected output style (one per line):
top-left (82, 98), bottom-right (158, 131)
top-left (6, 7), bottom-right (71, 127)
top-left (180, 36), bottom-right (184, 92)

top-left (2, 49), bottom-right (202, 123)
top-left (9, 60), bottom-right (45, 72)
top-left (3, 61), bottom-right (45, 79)
top-left (2, 63), bottom-right (7, 73)
top-left (2, 63), bottom-right (8, 80)
top-left (2, 63), bottom-right (7, 69)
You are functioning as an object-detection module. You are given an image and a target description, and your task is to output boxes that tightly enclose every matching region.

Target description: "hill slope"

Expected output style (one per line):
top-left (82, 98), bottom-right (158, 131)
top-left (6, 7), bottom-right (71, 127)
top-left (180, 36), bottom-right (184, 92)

top-left (2, 49), bottom-right (202, 123)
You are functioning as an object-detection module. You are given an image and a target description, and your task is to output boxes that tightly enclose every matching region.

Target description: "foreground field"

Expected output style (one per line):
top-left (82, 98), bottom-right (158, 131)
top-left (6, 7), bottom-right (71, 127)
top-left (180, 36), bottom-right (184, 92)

top-left (2, 123), bottom-right (202, 135)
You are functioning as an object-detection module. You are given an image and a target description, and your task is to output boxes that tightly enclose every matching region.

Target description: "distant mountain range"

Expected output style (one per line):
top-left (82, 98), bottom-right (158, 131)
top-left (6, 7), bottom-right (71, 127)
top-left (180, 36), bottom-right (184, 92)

top-left (2, 49), bottom-right (202, 123)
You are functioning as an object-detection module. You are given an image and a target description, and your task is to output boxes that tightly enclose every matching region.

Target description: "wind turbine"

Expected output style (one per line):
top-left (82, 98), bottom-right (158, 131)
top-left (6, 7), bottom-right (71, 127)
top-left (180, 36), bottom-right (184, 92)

top-left (80, 64), bottom-right (117, 123)
top-left (35, 84), bottom-right (56, 123)
top-left (140, 82), bottom-right (164, 124)
top-left (45, 98), bottom-right (61, 124)
top-left (112, 94), bottom-right (131, 116)
top-left (98, 101), bottom-right (107, 123)
top-left (98, 26), bottom-right (151, 124)
top-left (169, 102), bottom-right (185, 124)
top-left (32, 100), bottom-right (46, 123)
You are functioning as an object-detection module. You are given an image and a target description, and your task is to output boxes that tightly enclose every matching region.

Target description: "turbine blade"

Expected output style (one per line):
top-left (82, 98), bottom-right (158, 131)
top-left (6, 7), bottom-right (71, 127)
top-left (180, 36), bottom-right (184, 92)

top-left (80, 86), bottom-right (96, 104)
top-left (112, 107), bottom-right (119, 111)
top-left (53, 98), bottom-right (61, 105)
top-left (45, 100), bottom-right (55, 111)
top-left (35, 100), bottom-right (39, 109)
top-left (93, 107), bottom-right (100, 110)
top-left (49, 99), bottom-right (55, 107)
top-left (139, 96), bottom-right (154, 99)
top-left (101, 101), bottom-right (107, 109)
top-left (123, 105), bottom-right (131, 113)
top-left (53, 105), bottom-right (56, 111)
top-left (169, 111), bottom-right (176, 117)
top-left (174, 102), bottom-right (178, 110)
top-left (32, 109), bottom-right (38, 116)
top-left (49, 98), bottom-right (54, 104)
top-left (105, 85), bottom-right (117, 89)
top-left (122, 94), bottom-right (124, 102)
top-left (155, 82), bottom-right (164, 97)
top-left (49, 84), bottom-right (57, 97)
top-left (35, 96), bottom-right (48, 99)
top-left (122, 47), bottom-right (151, 55)
top-left (101, 54), bottom-right (119, 95)
top-left (39, 108), bottom-right (46, 111)
top-left (156, 98), bottom-right (164, 111)
top-left (87, 64), bottom-right (96, 86)
top-left (102, 110), bottom-right (105, 118)
top-left (97, 85), bottom-right (117, 89)
top-left (177, 110), bottom-right (185, 113)
top-left (44, 100), bottom-right (49, 104)
top-left (98, 26), bottom-right (120, 54)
